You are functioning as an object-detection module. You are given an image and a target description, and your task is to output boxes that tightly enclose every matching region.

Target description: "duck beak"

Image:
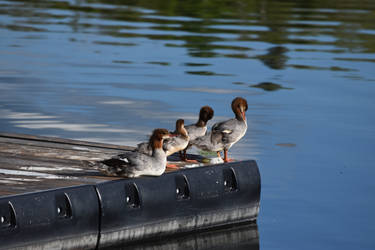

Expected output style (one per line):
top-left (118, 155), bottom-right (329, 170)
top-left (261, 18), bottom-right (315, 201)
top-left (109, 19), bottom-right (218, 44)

top-left (241, 111), bottom-right (246, 120)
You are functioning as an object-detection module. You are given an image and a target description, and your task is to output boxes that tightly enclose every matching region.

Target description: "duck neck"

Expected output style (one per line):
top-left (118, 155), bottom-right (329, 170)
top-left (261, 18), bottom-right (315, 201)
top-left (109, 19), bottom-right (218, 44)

top-left (152, 146), bottom-right (165, 158)
top-left (234, 107), bottom-right (246, 122)
top-left (195, 119), bottom-right (206, 127)
top-left (236, 115), bottom-right (247, 126)
top-left (179, 127), bottom-right (189, 139)
top-left (151, 139), bottom-right (164, 157)
top-left (235, 113), bottom-right (244, 121)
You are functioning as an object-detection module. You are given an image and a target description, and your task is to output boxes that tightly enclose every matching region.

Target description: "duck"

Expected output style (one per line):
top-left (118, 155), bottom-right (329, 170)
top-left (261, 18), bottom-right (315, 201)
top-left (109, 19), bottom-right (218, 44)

top-left (137, 119), bottom-right (189, 161)
top-left (181, 106), bottom-right (214, 161)
top-left (163, 119), bottom-right (190, 157)
top-left (191, 97), bottom-right (248, 162)
top-left (95, 128), bottom-right (172, 177)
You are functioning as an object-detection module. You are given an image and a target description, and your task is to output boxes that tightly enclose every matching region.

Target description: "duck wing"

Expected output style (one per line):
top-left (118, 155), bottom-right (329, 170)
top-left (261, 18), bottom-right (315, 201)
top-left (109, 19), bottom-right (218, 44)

top-left (212, 119), bottom-right (236, 133)
top-left (212, 119), bottom-right (235, 143)
top-left (115, 151), bottom-right (150, 167)
top-left (185, 124), bottom-right (206, 141)
top-left (211, 118), bottom-right (246, 146)
top-left (136, 142), bottom-right (152, 155)
top-left (163, 136), bottom-right (188, 156)
top-left (101, 151), bottom-right (151, 176)
top-left (191, 132), bottom-right (223, 152)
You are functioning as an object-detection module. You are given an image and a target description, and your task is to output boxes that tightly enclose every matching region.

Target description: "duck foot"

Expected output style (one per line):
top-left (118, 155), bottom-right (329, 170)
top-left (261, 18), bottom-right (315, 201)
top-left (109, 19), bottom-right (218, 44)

top-left (183, 159), bottom-right (198, 163)
top-left (179, 151), bottom-right (198, 163)
top-left (223, 150), bottom-right (235, 163)
top-left (223, 158), bottom-right (235, 163)
top-left (166, 163), bottom-right (180, 169)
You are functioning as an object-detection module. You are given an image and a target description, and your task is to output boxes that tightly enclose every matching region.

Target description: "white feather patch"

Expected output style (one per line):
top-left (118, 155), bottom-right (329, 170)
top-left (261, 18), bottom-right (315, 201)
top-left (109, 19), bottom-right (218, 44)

top-left (222, 129), bottom-right (232, 134)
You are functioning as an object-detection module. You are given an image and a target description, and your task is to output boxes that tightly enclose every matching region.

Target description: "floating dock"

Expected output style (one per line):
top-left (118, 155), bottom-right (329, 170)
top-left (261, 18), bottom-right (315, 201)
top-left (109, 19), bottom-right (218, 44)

top-left (0, 133), bottom-right (261, 249)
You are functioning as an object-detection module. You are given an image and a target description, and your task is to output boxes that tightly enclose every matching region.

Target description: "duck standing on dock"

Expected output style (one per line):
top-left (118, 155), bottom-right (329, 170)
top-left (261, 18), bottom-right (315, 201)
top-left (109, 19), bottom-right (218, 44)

top-left (181, 106), bottom-right (214, 161)
top-left (136, 119), bottom-right (190, 168)
top-left (94, 129), bottom-right (172, 177)
top-left (163, 119), bottom-right (190, 157)
top-left (191, 97), bottom-right (248, 162)
top-left (137, 119), bottom-right (189, 157)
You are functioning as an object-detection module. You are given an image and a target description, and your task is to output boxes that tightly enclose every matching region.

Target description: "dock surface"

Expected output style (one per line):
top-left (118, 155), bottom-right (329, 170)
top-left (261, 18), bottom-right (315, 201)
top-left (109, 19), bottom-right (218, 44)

top-left (0, 132), bottom-right (197, 197)
top-left (0, 132), bottom-right (135, 196)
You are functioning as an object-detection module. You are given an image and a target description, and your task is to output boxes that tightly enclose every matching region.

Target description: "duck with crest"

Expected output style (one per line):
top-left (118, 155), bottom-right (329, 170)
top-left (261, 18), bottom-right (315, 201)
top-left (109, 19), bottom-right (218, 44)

top-left (137, 119), bottom-right (189, 167)
top-left (191, 97), bottom-right (248, 162)
top-left (92, 128), bottom-right (172, 177)
top-left (181, 106), bottom-right (214, 162)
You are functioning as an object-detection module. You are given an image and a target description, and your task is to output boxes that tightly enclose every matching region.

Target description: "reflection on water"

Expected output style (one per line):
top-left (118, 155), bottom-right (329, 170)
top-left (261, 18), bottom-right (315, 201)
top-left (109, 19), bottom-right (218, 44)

top-left (257, 46), bottom-right (289, 69)
top-left (250, 82), bottom-right (293, 91)
top-left (1, 0), bottom-right (375, 249)
top-left (105, 224), bottom-right (259, 250)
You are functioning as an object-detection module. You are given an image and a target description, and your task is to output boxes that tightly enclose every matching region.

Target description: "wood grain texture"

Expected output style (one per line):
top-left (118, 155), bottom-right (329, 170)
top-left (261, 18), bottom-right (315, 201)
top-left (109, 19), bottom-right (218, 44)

top-left (0, 133), bottom-right (207, 197)
top-left (0, 133), bottom-right (133, 196)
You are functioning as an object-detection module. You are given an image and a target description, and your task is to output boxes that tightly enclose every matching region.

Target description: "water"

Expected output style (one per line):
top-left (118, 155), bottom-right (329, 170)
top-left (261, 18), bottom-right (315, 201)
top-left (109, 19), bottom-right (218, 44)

top-left (1, 0), bottom-right (375, 249)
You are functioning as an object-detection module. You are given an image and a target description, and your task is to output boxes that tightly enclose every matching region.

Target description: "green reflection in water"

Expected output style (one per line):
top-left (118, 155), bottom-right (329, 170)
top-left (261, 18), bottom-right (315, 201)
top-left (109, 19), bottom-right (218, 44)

top-left (334, 57), bottom-right (375, 63)
top-left (186, 71), bottom-right (234, 76)
top-left (93, 41), bottom-right (137, 46)
top-left (289, 64), bottom-right (355, 72)
top-left (184, 63), bottom-right (212, 67)
top-left (257, 46), bottom-right (289, 69)
top-left (3, 0), bottom-right (375, 65)
top-left (233, 82), bottom-right (247, 85)
top-left (146, 61), bottom-right (171, 66)
top-left (2, 24), bottom-right (46, 32)
top-left (112, 60), bottom-right (133, 64)
top-left (224, 53), bottom-right (250, 59)
top-left (250, 82), bottom-right (293, 91)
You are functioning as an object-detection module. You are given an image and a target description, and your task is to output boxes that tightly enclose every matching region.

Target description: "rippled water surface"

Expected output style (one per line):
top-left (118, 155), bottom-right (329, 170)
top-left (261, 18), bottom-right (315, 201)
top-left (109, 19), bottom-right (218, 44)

top-left (1, 0), bottom-right (375, 249)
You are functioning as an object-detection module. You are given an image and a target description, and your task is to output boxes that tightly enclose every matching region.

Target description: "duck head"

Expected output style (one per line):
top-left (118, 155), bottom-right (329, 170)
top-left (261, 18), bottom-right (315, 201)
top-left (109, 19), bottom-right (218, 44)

top-left (149, 128), bottom-right (171, 149)
top-left (232, 97), bottom-right (248, 121)
top-left (197, 106), bottom-right (214, 127)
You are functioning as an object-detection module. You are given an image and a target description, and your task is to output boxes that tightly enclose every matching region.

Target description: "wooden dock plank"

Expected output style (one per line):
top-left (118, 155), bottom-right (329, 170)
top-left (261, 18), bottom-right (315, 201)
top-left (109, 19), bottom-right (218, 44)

top-left (0, 132), bottom-right (134, 151)
top-left (0, 141), bottom-right (122, 162)
top-left (0, 133), bottom-right (209, 197)
top-left (0, 133), bottom-right (136, 196)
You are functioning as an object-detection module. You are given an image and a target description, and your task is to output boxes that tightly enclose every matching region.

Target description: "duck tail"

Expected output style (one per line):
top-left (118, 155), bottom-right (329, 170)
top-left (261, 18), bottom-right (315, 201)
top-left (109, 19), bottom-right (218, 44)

top-left (85, 158), bottom-right (126, 176)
